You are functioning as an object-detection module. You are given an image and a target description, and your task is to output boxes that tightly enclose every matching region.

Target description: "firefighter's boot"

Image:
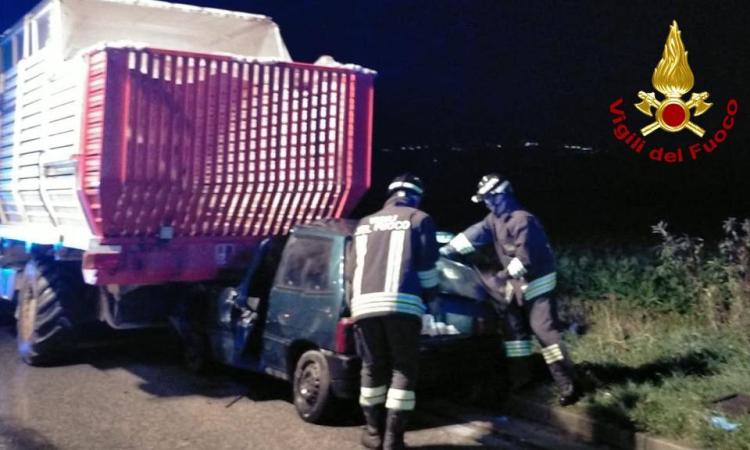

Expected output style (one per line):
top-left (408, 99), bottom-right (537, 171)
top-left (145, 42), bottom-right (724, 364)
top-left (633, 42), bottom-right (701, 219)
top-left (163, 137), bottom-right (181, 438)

top-left (551, 363), bottom-right (580, 405)
top-left (383, 409), bottom-right (409, 450)
top-left (542, 343), bottom-right (580, 405)
top-left (547, 359), bottom-right (580, 405)
top-left (361, 405), bottom-right (385, 449)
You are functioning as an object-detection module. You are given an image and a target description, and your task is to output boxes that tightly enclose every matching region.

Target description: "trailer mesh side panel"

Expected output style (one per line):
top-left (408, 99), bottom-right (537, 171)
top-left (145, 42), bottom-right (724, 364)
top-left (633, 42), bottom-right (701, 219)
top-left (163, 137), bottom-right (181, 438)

top-left (83, 48), bottom-right (372, 241)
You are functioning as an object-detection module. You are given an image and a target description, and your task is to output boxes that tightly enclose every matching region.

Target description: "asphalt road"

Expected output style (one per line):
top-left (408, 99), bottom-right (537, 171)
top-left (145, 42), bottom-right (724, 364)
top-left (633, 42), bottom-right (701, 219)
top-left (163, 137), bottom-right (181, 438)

top-left (0, 321), bottom-right (553, 450)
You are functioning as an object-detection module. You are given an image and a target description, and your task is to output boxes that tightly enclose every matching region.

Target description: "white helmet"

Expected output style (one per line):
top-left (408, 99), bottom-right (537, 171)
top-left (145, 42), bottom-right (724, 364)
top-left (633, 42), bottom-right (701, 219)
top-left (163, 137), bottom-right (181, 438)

top-left (471, 173), bottom-right (511, 203)
top-left (388, 174), bottom-right (424, 197)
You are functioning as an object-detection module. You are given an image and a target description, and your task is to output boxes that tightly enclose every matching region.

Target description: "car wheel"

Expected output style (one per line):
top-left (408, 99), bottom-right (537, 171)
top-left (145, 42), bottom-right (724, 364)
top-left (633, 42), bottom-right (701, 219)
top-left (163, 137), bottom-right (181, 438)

top-left (293, 349), bottom-right (333, 423)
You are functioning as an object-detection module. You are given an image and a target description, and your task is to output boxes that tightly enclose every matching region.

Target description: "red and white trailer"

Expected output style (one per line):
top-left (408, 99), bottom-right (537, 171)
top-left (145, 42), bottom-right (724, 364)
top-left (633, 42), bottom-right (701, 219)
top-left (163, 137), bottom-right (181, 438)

top-left (0, 0), bottom-right (374, 364)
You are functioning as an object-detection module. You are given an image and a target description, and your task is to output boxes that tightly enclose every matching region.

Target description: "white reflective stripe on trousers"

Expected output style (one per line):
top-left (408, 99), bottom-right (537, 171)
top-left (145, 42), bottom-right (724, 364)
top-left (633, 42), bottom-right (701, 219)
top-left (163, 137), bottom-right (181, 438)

top-left (386, 388), bottom-right (416, 411)
top-left (359, 385), bottom-right (387, 406)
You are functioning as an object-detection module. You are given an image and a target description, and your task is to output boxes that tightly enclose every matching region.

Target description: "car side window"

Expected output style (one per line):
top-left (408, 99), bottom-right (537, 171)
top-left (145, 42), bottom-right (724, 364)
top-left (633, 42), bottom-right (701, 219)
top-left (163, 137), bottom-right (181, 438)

top-left (274, 235), bottom-right (332, 292)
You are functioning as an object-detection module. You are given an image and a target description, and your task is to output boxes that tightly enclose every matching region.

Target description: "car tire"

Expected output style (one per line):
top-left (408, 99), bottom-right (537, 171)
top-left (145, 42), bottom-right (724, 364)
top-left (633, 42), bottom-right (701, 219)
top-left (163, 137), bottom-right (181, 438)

top-left (16, 257), bottom-right (94, 365)
top-left (293, 349), bottom-right (334, 423)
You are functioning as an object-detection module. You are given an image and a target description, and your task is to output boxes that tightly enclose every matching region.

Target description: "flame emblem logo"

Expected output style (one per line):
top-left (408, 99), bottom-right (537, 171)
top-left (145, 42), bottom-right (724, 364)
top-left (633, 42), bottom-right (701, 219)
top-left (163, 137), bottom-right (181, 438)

top-left (635, 21), bottom-right (712, 137)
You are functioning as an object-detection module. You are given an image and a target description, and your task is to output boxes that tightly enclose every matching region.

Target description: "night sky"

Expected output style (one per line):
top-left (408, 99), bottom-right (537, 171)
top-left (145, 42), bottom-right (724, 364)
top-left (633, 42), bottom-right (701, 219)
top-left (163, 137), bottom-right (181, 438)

top-left (2, 1), bottom-right (749, 241)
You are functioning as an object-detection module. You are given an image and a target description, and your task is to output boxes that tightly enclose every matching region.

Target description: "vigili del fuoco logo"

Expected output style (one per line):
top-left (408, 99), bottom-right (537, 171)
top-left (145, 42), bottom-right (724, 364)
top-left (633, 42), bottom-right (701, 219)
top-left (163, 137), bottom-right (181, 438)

top-left (609, 21), bottom-right (738, 163)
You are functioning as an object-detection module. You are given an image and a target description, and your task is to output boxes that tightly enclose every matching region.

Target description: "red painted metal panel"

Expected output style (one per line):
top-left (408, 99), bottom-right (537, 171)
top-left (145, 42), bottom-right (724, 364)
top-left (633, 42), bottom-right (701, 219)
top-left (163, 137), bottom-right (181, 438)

top-left (78, 51), bottom-right (108, 236)
top-left (79, 47), bottom-right (374, 284)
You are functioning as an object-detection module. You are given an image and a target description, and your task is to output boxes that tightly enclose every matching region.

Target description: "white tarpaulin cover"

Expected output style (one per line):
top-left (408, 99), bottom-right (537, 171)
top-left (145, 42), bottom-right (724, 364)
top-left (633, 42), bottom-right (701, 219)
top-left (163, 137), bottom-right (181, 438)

top-left (52, 0), bottom-right (291, 60)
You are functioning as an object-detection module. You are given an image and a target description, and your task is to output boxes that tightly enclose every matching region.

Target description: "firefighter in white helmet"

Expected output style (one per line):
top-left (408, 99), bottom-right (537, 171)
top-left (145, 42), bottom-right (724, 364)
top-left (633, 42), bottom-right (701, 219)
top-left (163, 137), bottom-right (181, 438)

top-left (349, 174), bottom-right (439, 449)
top-left (440, 174), bottom-right (580, 406)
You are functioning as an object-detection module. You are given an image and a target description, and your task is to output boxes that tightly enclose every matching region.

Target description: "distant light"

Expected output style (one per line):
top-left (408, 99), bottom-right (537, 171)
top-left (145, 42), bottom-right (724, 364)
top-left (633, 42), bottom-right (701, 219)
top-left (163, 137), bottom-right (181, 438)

top-left (523, 141), bottom-right (540, 147)
top-left (562, 144), bottom-right (594, 152)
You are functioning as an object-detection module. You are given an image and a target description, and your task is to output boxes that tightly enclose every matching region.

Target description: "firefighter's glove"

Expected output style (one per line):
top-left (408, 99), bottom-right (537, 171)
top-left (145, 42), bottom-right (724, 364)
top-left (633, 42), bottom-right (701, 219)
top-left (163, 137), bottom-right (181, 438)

top-left (507, 257), bottom-right (527, 279)
top-left (439, 245), bottom-right (459, 260)
top-left (504, 280), bottom-right (514, 304)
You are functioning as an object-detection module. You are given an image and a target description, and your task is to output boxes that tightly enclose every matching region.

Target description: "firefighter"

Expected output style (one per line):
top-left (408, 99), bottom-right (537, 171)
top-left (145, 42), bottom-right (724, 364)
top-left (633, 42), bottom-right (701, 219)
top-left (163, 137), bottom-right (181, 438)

top-left (350, 174), bottom-right (439, 450)
top-left (440, 174), bottom-right (580, 406)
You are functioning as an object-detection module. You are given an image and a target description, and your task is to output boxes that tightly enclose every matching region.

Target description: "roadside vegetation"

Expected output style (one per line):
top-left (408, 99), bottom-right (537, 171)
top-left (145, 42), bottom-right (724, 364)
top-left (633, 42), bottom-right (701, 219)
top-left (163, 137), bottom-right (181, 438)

top-left (558, 218), bottom-right (750, 450)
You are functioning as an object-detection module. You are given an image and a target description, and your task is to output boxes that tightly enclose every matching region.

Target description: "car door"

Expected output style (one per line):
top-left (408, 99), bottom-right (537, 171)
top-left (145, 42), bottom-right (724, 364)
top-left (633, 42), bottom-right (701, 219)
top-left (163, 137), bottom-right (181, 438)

top-left (263, 233), bottom-right (345, 365)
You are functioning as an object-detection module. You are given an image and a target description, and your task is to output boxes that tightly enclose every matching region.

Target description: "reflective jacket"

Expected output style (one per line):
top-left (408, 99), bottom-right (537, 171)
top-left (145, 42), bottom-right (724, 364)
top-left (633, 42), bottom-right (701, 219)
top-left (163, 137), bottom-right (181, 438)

top-left (448, 207), bottom-right (556, 302)
top-left (350, 196), bottom-right (439, 320)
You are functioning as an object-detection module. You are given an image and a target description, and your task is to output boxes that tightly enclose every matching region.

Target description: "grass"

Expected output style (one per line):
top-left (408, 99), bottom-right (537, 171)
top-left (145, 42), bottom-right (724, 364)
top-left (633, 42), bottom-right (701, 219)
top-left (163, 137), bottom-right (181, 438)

top-left (566, 301), bottom-right (750, 449)
top-left (553, 219), bottom-right (750, 449)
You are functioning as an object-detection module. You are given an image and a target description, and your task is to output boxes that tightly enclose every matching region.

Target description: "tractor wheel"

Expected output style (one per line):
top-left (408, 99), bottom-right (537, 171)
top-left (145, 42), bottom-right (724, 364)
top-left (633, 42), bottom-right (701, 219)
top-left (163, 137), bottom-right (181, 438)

top-left (293, 350), bottom-right (334, 423)
top-left (16, 257), bottom-right (95, 365)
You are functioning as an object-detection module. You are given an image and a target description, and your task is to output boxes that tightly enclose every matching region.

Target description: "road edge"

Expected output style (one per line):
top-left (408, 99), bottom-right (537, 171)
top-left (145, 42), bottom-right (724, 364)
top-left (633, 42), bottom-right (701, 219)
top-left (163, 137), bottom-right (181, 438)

top-left (501, 394), bottom-right (698, 450)
top-left (421, 395), bottom-right (699, 450)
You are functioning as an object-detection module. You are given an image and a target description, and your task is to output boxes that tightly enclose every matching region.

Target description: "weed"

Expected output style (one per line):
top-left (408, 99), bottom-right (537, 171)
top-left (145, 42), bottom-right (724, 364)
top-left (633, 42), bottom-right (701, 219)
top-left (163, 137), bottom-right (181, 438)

top-left (556, 219), bottom-right (750, 449)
